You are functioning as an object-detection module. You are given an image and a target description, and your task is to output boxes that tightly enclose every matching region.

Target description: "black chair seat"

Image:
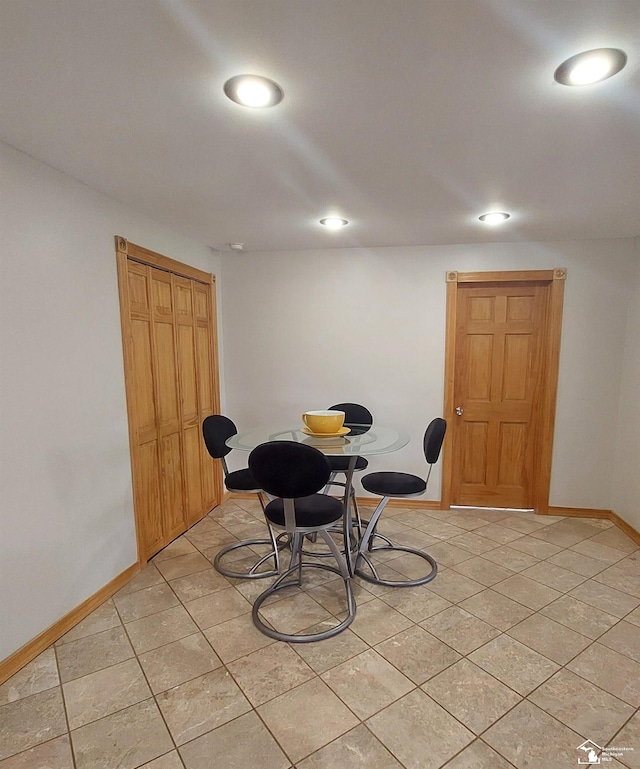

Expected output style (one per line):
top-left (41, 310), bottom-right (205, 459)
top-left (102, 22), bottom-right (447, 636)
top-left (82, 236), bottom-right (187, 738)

top-left (264, 494), bottom-right (344, 528)
top-left (327, 456), bottom-right (369, 473)
top-left (225, 468), bottom-right (261, 492)
top-left (362, 471), bottom-right (426, 497)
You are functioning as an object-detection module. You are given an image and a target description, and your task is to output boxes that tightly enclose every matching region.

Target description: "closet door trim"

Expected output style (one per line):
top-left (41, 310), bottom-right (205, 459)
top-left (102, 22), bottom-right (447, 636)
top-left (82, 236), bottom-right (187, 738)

top-left (122, 237), bottom-right (212, 283)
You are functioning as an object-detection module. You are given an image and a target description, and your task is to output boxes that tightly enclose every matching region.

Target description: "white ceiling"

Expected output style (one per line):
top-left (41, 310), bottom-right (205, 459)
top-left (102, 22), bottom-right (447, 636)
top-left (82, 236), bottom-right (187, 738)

top-left (1, 0), bottom-right (639, 252)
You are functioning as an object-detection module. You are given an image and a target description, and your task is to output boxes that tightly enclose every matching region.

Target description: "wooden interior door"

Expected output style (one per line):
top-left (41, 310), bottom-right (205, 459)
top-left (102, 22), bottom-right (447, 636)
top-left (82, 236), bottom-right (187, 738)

top-left (442, 269), bottom-right (566, 513)
top-left (452, 283), bottom-right (546, 507)
top-left (116, 238), bottom-right (222, 561)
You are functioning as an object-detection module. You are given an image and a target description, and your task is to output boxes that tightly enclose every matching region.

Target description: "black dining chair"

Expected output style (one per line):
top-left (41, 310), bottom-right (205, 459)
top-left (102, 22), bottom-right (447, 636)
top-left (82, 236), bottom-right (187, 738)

top-left (248, 441), bottom-right (356, 642)
top-left (202, 415), bottom-right (282, 580)
top-left (356, 417), bottom-right (447, 587)
top-left (325, 402), bottom-right (373, 535)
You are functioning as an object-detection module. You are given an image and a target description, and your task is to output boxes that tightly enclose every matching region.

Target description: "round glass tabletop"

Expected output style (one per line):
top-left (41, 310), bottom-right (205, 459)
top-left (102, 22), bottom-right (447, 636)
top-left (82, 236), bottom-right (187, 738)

top-left (226, 424), bottom-right (409, 456)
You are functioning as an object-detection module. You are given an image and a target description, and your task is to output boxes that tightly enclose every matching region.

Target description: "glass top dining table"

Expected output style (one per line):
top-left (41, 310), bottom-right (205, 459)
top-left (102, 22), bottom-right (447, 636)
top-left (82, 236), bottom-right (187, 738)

top-left (226, 424), bottom-right (409, 456)
top-left (227, 424), bottom-right (409, 574)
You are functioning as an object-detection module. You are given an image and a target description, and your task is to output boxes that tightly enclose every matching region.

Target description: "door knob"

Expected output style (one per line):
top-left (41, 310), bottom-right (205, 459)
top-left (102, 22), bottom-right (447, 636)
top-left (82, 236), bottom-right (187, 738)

top-left (455, 406), bottom-right (464, 415)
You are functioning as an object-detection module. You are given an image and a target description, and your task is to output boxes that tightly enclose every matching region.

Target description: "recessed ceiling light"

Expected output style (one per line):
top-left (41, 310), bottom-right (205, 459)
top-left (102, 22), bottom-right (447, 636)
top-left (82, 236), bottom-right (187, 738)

top-left (479, 211), bottom-right (510, 224)
top-left (223, 74), bottom-right (284, 108)
top-left (554, 48), bottom-right (627, 86)
top-left (319, 217), bottom-right (349, 229)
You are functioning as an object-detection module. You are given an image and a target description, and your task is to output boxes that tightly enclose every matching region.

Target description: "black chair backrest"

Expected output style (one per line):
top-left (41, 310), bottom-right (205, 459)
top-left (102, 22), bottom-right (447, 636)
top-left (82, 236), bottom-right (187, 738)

top-left (202, 415), bottom-right (237, 459)
top-left (249, 441), bottom-right (331, 499)
top-left (423, 418), bottom-right (447, 465)
top-left (329, 402), bottom-right (373, 434)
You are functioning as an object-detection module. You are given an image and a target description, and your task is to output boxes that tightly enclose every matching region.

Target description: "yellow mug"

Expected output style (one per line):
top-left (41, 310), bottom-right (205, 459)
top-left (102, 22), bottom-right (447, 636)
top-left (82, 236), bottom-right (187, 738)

top-left (302, 410), bottom-right (345, 434)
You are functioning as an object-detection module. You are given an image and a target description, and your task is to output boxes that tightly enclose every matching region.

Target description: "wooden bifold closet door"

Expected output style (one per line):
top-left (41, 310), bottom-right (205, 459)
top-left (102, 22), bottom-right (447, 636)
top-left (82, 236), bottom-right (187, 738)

top-left (116, 238), bottom-right (222, 562)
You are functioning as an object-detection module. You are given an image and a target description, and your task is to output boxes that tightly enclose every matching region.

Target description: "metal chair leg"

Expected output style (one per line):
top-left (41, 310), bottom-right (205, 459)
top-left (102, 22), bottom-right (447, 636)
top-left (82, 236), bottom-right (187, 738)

top-left (251, 529), bottom-right (356, 643)
top-left (213, 526), bottom-right (285, 579)
top-left (354, 496), bottom-right (438, 587)
top-left (212, 492), bottom-right (288, 580)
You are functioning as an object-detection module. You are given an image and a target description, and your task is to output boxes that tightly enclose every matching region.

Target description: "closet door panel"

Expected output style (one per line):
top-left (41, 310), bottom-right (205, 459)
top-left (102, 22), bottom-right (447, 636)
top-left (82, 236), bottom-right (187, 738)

top-left (174, 277), bottom-right (204, 525)
top-left (154, 322), bottom-right (181, 428)
top-left (196, 318), bottom-right (218, 511)
top-left (137, 437), bottom-right (164, 558)
top-left (130, 318), bottom-right (156, 443)
top-left (151, 271), bottom-right (180, 432)
top-left (160, 432), bottom-right (186, 539)
top-left (183, 424), bottom-right (204, 525)
top-left (126, 263), bottom-right (164, 556)
top-left (196, 324), bottom-right (214, 414)
top-left (196, 283), bottom-right (220, 511)
top-left (150, 268), bottom-right (187, 543)
top-left (177, 324), bottom-right (198, 421)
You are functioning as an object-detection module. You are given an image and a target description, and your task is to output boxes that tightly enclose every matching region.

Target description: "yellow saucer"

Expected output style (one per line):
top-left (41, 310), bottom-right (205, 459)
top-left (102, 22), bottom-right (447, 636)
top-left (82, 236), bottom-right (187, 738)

top-left (300, 426), bottom-right (350, 438)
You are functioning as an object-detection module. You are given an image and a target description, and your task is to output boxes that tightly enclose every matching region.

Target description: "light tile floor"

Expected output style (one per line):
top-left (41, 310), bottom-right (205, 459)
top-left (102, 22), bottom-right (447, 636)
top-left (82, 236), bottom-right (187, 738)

top-left (2, 500), bottom-right (640, 769)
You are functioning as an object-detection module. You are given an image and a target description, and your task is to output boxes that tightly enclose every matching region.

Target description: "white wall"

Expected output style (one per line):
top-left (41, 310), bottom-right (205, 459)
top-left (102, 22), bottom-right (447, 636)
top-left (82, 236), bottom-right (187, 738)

top-left (612, 241), bottom-right (640, 531)
top-left (221, 239), bottom-right (637, 513)
top-left (0, 142), bottom-right (222, 660)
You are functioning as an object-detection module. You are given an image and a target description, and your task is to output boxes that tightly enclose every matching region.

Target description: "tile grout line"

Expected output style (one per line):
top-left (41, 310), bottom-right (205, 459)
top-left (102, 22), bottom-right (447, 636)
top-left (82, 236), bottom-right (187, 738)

top-left (51, 642), bottom-right (78, 769)
top-left (607, 704), bottom-right (640, 769)
top-left (113, 586), bottom-right (188, 769)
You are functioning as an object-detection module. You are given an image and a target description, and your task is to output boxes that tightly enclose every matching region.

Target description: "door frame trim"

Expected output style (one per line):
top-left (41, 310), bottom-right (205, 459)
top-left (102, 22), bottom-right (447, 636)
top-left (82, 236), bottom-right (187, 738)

top-left (441, 268), bottom-right (566, 514)
top-left (115, 237), bottom-right (223, 563)
top-left (119, 236), bottom-right (213, 283)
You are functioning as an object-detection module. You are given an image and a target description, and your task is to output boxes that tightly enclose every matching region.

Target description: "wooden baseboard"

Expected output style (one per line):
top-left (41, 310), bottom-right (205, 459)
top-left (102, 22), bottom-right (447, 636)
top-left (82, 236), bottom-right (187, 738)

top-left (0, 562), bottom-right (140, 686)
top-left (358, 500), bottom-right (640, 543)
top-left (610, 511), bottom-right (640, 547)
top-left (548, 506), bottom-right (613, 519)
top-left (546, 506), bottom-right (640, 546)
